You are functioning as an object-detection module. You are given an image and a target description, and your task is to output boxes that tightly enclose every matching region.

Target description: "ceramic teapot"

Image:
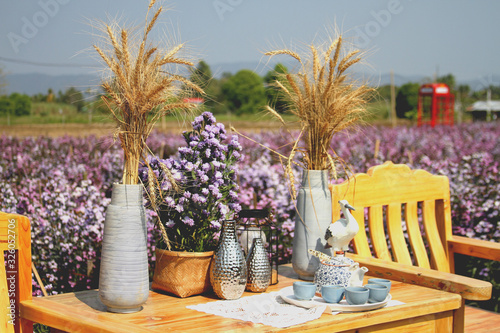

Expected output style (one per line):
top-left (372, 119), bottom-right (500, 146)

top-left (309, 250), bottom-right (368, 292)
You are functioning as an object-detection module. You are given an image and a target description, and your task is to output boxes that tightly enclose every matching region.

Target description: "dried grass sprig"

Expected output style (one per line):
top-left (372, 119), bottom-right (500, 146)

top-left (93, 0), bottom-right (204, 186)
top-left (264, 31), bottom-right (374, 195)
top-left (264, 49), bottom-right (302, 63)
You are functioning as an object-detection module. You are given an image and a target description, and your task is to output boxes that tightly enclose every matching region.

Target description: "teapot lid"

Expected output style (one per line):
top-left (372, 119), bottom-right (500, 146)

top-left (321, 256), bottom-right (355, 267)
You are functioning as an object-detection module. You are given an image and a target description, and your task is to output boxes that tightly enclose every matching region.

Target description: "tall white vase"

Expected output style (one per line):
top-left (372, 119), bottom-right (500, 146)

top-left (99, 184), bottom-right (149, 313)
top-left (292, 170), bottom-right (333, 280)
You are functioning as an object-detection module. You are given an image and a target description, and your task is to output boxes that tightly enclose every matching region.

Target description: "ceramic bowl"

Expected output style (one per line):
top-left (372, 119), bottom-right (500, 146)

top-left (321, 285), bottom-right (345, 303)
top-left (367, 278), bottom-right (392, 292)
top-left (293, 281), bottom-right (316, 300)
top-left (365, 283), bottom-right (389, 303)
top-left (345, 286), bottom-right (369, 305)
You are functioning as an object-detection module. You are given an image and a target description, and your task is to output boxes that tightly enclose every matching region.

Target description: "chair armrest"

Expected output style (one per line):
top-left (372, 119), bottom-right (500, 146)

top-left (448, 236), bottom-right (500, 261)
top-left (346, 253), bottom-right (492, 301)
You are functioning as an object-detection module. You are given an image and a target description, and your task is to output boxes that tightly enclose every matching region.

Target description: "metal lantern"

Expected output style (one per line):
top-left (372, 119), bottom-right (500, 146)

top-left (237, 209), bottom-right (280, 285)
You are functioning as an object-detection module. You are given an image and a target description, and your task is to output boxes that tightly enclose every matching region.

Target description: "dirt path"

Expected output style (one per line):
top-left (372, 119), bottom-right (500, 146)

top-left (0, 121), bottom-right (286, 138)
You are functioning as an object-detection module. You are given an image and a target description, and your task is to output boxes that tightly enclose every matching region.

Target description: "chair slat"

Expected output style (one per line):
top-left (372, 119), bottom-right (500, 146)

top-left (422, 200), bottom-right (450, 272)
top-left (405, 201), bottom-right (431, 269)
top-left (1, 252), bottom-right (15, 333)
top-left (387, 203), bottom-right (413, 265)
top-left (368, 205), bottom-right (391, 261)
top-left (436, 198), bottom-right (454, 271)
top-left (351, 208), bottom-right (371, 257)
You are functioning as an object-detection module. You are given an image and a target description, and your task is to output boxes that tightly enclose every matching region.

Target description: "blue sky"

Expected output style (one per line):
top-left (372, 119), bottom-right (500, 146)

top-left (1, 0), bottom-right (499, 84)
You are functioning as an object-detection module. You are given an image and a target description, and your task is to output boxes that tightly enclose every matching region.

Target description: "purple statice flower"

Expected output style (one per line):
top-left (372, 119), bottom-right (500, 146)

top-left (139, 112), bottom-right (243, 252)
top-left (183, 216), bottom-right (195, 227)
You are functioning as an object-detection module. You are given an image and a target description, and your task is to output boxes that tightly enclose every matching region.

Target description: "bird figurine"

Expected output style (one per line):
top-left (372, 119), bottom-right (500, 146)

top-left (324, 200), bottom-right (359, 254)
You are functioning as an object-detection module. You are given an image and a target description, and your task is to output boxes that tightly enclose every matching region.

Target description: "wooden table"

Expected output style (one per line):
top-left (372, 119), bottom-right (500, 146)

top-left (20, 265), bottom-right (462, 332)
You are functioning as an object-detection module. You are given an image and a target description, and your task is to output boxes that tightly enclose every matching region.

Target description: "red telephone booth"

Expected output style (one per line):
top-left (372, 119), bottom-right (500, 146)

top-left (417, 83), bottom-right (454, 127)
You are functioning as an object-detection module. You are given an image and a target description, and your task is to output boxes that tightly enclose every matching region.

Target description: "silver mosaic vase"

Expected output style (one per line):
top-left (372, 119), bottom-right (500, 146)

top-left (210, 220), bottom-right (247, 300)
top-left (246, 237), bottom-right (271, 292)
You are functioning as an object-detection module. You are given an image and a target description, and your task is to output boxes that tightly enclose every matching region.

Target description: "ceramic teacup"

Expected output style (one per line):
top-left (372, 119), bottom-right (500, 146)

top-left (293, 281), bottom-right (316, 301)
top-left (365, 283), bottom-right (389, 303)
top-left (345, 286), bottom-right (369, 305)
top-left (321, 285), bottom-right (345, 303)
top-left (367, 278), bottom-right (392, 292)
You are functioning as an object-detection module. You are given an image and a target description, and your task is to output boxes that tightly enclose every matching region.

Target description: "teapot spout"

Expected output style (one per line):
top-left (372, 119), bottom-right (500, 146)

top-left (347, 264), bottom-right (369, 287)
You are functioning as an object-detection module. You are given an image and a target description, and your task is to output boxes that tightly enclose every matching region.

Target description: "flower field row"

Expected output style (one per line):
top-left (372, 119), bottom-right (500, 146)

top-left (0, 122), bottom-right (498, 301)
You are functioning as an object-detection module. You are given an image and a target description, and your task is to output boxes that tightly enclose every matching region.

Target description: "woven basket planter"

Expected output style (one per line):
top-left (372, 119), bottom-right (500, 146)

top-left (152, 248), bottom-right (214, 298)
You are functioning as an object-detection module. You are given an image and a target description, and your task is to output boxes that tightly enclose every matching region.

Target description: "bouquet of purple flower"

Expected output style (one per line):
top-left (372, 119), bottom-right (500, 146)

top-left (140, 112), bottom-right (242, 252)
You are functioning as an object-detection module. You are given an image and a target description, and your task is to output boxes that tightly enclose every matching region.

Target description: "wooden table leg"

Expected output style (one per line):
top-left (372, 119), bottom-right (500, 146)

top-left (20, 318), bottom-right (33, 333)
top-left (453, 298), bottom-right (465, 333)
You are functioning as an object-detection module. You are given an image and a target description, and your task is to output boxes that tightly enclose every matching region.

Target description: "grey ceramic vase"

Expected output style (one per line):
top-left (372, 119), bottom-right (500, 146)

top-left (210, 220), bottom-right (247, 300)
top-left (246, 237), bottom-right (271, 292)
top-left (292, 170), bottom-right (333, 280)
top-left (99, 184), bottom-right (149, 313)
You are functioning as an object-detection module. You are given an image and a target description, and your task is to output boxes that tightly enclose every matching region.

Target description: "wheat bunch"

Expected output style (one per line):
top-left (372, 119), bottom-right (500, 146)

top-left (264, 32), bottom-right (374, 197)
top-left (94, 0), bottom-right (203, 185)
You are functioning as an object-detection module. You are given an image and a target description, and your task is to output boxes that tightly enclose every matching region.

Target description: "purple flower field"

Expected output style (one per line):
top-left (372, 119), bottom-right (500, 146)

top-left (1, 122), bottom-right (499, 301)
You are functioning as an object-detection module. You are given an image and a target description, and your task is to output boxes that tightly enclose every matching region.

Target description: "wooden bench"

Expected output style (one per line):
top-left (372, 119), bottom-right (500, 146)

top-left (330, 161), bottom-right (500, 332)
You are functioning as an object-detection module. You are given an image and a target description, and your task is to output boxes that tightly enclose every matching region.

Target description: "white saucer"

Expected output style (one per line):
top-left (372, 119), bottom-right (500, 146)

top-left (279, 286), bottom-right (391, 312)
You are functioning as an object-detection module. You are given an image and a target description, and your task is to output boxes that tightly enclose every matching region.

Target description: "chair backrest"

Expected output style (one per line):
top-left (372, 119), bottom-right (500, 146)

top-left (330, 161), bottom-right (453, 273)
top-left (1, 212), bottom-right (32, 333)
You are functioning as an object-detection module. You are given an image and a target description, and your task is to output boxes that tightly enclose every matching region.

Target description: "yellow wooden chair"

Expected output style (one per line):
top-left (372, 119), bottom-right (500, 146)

top-left (1, 212), bottom-right (33, 333)
top-left (330, 161), bottom-right (500, 332)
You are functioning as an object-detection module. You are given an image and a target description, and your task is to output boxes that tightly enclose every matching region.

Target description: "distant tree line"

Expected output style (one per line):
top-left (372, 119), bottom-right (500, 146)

top-left (0, 67), bottom-right (29, 117)
top-left (1, 61), bottom-right (499, 120)
top-left (189, 63), bottom-right (500, 120)
top-left (31, 87), bottom-right (85, 111)
top-left (187, 60), bottom-right (289, 115)
top-left (0, 93), bottom-right (31, 116)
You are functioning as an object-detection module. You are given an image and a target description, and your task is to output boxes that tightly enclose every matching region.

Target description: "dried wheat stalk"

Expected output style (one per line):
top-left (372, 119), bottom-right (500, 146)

top-left (94, 0), bottom-right (203, 185)
top-left (264, 32), bottom-right (374, 197)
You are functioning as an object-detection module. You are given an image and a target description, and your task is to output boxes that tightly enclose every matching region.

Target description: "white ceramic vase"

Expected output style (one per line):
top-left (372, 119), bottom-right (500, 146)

top-left (292, 170), bottom-right (333, 280)
top-left (98, 183), bottom-right (149, 313)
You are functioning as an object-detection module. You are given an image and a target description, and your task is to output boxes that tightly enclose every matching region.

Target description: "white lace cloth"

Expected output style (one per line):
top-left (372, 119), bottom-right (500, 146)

top-left (187, 291), bottom-right (326, 328)
top-left (187, 288), bottom-right (406, 329)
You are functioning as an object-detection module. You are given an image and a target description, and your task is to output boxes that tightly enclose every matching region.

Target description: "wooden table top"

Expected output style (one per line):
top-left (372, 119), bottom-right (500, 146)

top-left (20, 265), bottom-right (462, 332)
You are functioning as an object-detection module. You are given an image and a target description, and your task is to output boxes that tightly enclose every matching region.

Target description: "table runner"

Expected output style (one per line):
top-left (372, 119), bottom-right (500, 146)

top-left (187, 291), bottom-right (326, 328)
